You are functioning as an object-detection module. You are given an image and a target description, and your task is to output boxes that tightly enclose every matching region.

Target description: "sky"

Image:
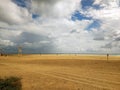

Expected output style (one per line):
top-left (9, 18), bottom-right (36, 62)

top-left (0, 0), bottom-right (120, 54)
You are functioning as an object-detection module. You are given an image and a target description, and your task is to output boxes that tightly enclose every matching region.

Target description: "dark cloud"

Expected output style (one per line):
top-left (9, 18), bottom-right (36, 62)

top-left (23, 44), bottom-right (56, 54)
top-left (115, 37), bottom-right (120, 41)
top-left (0, 43), bottom-right (57, 54)
top-left (8, 32), bottom-right (56, 53)
top-left (12, 32), bottom-right (50, 43)
top-left (33, 0), bottom-right (59, 4)
top-left (0, 31), bottom-right (57, 54)
top-left (93, 36), bottom-right (104, 40)
top-left (70, 30), bottom-right (77, 33)
top-left (101, 43), bottom-right (112, 49)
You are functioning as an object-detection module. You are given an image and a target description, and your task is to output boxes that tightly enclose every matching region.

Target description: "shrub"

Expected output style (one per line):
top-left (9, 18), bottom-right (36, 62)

top-left (0, 77), bottom-right (22, 90)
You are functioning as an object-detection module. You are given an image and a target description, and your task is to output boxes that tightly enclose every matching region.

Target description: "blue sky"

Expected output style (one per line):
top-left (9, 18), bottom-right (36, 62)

top-left (12, 0), bottom-right (28, 7)
top-left (81, 0), bottom-right (94, 9)
top-left (12, 0), bottom-right (101, 30)
top-left (71, 11), bottom-right (92, 21)
top-left (0, 0), bottom-right (120, 54)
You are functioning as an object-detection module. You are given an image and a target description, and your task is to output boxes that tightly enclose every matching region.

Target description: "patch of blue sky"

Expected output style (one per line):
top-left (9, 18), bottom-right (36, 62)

top-left (71, 11), bottom-right (92, 21)
top-left (81, 0), bottom-right (102, 10)
top-left (86, 20), bottom-right (101, 30)
top-left (81, 0), bottom-right (94, 9)
top-left (12, 0), bottom-right (27, 8)
top-left (32, 14), bottom-right (39, 19)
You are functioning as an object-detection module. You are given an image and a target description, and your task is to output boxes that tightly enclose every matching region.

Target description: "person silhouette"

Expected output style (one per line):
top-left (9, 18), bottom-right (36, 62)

top-left (107, 53), bottom-right (109, 61)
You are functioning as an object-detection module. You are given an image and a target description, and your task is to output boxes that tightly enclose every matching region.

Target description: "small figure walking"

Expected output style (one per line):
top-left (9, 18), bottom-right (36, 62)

top-left (107, 53), bottom-right (109, 61)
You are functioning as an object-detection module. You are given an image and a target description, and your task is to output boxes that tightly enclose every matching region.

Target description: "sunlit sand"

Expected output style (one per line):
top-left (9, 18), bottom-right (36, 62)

top-left (0, 54), bottom-right (120, 90)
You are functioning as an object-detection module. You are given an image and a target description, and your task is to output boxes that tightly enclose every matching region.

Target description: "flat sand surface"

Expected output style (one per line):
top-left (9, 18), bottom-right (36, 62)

top-left (0, 54), bottom-right (120, 90)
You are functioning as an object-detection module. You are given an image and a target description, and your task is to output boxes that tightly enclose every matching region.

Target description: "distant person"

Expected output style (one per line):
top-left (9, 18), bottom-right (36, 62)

top-left (107, 53), bottom-right (109, 61)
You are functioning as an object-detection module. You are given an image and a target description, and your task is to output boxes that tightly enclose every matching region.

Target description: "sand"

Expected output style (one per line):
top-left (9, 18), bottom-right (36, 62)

top-left (0, 54), bottom-right (120, 90)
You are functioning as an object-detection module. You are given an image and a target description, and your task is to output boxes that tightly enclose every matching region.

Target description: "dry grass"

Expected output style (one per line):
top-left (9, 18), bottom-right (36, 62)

top-left (0, 54), bottom-right (120, 90)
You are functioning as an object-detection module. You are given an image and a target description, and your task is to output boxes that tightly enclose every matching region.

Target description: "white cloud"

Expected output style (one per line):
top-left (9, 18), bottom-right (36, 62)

top-left (84, 7), bottom-right (120, 20)
top-left (94, 0), bottom-right (120, 7)
top-left (0, 39), bottom-right (15, 46)
top-left (32, 0), bottom-right (81, 18)
top-left (0, 0), bottom-right (32, 24)
top-left (78, 0), bottom-right (120, 52)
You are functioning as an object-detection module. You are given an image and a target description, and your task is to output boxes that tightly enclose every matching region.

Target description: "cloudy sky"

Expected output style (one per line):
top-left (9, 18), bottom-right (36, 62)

top-left (0, 0), bottom-right (120, 54)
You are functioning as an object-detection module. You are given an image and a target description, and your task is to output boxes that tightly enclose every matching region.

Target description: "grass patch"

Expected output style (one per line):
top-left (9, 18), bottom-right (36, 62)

top-left (0, 76), bottom-right (22, 90)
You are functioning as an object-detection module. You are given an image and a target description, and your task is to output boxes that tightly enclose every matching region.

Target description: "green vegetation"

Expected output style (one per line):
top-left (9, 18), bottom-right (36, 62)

top-left (0, 77), bottom-right (22, 90)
